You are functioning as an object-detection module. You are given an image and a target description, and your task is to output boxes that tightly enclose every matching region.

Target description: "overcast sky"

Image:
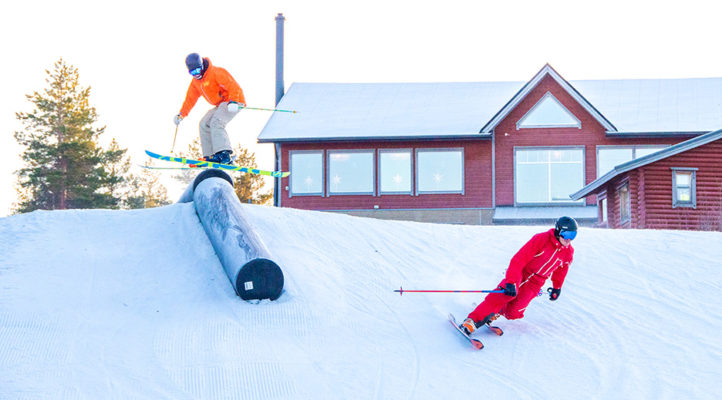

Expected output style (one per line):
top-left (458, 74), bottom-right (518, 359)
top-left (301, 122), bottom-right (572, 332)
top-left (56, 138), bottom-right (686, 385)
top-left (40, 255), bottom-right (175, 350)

top-left (1, 0), bottom-right (720, 216)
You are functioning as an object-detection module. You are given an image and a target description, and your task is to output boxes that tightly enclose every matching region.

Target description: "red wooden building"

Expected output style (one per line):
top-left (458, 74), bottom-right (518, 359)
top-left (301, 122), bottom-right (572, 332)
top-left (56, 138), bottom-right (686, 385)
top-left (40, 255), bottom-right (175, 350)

top-left (570, 128), bottom-right (722, 230)
top-left (258, 65), bottom-right (722, 227)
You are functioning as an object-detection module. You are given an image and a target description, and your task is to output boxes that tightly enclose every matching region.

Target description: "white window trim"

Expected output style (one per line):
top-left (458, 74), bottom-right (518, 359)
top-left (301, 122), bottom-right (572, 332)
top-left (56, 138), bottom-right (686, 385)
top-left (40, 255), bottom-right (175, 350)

top-left (671, 167), bottom-right (697, 209)
top-left (513, 146), bottom-right (586, 206)
top-left (415, 148), bottom-right (465, 195)
top-left (378, 148), bottom-right (413, 196)
top-left (516, 92), bottom-right (582, 130)
top-left (327, 149), bottom-right (376, 196)
top-left (289, 150), bottom-right (324, 198)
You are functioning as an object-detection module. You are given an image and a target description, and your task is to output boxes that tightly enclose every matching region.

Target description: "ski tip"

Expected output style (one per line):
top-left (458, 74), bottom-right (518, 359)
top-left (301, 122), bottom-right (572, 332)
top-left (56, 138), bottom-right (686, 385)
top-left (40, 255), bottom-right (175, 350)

top-left (488, 326), bottom-right (504, 336)
top-left (471, 339), bottom-right (484, 350)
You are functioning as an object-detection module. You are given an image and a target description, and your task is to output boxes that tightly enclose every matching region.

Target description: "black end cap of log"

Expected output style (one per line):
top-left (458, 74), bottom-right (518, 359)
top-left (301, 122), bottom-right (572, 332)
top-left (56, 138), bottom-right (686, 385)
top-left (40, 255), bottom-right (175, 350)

top-left (236, 258), bottom-right (285, 301)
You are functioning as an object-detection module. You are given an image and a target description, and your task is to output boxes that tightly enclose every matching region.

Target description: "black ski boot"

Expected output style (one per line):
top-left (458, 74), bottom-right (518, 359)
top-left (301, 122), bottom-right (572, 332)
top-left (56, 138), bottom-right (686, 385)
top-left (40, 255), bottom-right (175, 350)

top-left (210, 150), bottom-right (233, 165)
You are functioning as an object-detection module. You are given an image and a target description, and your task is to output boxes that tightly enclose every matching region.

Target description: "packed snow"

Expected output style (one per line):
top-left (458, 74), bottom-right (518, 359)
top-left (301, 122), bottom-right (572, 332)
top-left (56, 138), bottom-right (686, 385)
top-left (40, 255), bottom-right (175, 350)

top-left (1, 203), bottom-right (721, 399)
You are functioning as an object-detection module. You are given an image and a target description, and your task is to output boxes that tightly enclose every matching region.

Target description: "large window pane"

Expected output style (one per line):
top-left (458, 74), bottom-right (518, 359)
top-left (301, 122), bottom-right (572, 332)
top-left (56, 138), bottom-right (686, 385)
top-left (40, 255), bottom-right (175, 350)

top-left (635, 147), bottom-right (667, 158)
top-left (551, 163), bottom-right (583, 201)
top-left (597, 146), bottom-right (668, 177)
top-left (417, 150), bottom-right (463, 193)
top-left (328, 151), bottom-right (374, 194)
top-left (290, 152), bottom-right (323, 195)
top-left (598, 148), bottom-right (633, 177)
top-left (516, 148), bottom-right (584, 204)
top-left (380, 150), bottom-right (411, 194)
top-left (516, 163), bottom-right (548, 202)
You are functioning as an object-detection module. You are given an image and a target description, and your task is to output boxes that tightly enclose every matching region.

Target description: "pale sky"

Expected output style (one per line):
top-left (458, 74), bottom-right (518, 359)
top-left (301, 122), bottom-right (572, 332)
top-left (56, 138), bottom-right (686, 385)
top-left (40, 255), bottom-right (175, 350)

top-left (1, 0), bottom-right (720, 216)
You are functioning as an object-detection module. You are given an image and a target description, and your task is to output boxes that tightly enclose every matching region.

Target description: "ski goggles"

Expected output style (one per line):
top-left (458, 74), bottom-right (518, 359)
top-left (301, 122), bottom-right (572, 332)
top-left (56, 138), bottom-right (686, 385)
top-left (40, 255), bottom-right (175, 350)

top-left (189, 67), bottom-right (203, 77)
top-left (559, 230), bottom-right (577, 241)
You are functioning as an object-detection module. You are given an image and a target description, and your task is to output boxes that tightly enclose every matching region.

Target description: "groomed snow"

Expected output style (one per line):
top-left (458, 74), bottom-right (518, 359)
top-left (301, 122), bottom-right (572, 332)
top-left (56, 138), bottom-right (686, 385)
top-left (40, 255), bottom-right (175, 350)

top-left (1, 203), bottom-right (721, 399)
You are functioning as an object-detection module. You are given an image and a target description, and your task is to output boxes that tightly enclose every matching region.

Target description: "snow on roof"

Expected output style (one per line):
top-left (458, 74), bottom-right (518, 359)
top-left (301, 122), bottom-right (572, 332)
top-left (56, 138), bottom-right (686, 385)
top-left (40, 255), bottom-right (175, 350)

top-left (258, 81), bottom-right (523, 142)
top-left (572, 77), bottom-right (722, 134)
top-left (258, 75), bottom-right (722, 142)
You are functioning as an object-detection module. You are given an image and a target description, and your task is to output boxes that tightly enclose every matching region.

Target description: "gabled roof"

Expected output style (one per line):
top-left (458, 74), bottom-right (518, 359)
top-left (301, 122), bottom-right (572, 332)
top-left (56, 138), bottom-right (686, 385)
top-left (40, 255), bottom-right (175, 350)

top-left (479, 64), bottom-right (616, 133)
top-left (257, 66), bottom-right (722, 143)
top-left (570, 128), bottom-right (722, 200)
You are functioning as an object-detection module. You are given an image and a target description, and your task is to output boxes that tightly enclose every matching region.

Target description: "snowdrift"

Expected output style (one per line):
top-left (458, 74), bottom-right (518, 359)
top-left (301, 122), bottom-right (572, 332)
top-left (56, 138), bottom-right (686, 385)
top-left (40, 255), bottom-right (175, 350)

top-left (1, 203), bottom-right (721, 399)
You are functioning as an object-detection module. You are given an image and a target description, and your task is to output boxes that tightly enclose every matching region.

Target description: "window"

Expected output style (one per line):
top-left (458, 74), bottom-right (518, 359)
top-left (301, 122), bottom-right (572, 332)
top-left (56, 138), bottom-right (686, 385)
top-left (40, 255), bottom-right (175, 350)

top-left (618, 183), bottom-right (631, 224)
top-left (290, 151), bottom-right (323, 196)
top-left (328, 150), bottom-right (375, 195)
top-left (672, 168), bottom-right (697, 208)
top-left (597, 146), bottom-right (668, 177)
top-left (379, 149), bottom-right (412, 194)
top-left (517, 92), bottom-right (581, 129)
top-left (416, 149), bottom-right (464, 194)
top-left (598, 192), bottom-right (608, 225)
top-left (515, 148), bottom-right (584, 204)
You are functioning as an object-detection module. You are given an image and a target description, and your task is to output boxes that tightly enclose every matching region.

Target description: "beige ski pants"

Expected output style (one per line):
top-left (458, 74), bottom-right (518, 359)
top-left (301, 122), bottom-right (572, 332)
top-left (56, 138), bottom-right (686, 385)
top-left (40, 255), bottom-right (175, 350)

top-left (199, 102), bottom-right (238, 157)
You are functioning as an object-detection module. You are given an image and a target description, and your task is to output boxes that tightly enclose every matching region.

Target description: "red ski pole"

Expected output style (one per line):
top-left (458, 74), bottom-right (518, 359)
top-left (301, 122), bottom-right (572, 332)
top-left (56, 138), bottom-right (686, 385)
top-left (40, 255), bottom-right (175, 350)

top-left (394, 286), bottom-right (504, 296)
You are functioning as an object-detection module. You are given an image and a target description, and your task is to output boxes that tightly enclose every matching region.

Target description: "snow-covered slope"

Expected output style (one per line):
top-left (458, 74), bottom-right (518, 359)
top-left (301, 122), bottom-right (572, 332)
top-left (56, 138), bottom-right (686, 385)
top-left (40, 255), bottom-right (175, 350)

top-left (1, 203), bottom-right (721, 399)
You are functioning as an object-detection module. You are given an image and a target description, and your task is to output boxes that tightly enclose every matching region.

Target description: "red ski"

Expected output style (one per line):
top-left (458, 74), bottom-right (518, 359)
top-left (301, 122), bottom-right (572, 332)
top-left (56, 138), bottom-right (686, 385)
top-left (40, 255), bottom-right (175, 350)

top-left (448, 313), bottom-right (484, 350)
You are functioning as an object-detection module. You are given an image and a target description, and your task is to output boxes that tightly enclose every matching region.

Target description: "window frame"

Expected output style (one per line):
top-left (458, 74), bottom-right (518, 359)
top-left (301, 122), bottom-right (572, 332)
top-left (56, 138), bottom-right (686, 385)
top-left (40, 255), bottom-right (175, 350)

top-left (415, 147), bottom-right (465, 195)
top-left (516, 92), bottom-right (582, 130)
top-left (289, 150), bottom-right (325, 198)
top-left (513, 146), bottom-right (586, 206)
top-left (671, 167), bottom-right (697, 208)
top-left (378, 148), bottom-right (413, 196)
top-left (597, 190), bottom-right (608, 227)
top-left (596, 145), bottom-right (669, 178)
top-left (326, 149), bottom-right (376, 196)
top-left (617, 180), bottom-right (631, 225)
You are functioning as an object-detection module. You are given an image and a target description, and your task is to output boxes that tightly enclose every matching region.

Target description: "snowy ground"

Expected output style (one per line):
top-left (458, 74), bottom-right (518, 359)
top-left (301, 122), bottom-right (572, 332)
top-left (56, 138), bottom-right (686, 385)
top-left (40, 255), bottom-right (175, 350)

top-left (1, 203), bottom-right (721, 399)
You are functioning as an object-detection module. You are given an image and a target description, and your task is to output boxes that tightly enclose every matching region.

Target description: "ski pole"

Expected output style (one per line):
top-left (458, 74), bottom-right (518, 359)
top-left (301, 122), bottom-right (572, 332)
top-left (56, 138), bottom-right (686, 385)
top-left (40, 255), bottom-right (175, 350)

top-left (244, 106), bottom-right (298, 113)
top-left (170, 125), bottom-right (179, 154)
top-left (394, 286), bottom-right (504, 296)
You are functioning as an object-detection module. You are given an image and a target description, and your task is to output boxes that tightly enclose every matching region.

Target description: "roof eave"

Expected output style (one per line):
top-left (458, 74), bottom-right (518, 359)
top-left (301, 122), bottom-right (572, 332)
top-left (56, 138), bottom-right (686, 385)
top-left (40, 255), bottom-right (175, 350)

top-left (605, 131), bottom-right (707, 138)
top-left (257, 132), bottom-right (493, 144)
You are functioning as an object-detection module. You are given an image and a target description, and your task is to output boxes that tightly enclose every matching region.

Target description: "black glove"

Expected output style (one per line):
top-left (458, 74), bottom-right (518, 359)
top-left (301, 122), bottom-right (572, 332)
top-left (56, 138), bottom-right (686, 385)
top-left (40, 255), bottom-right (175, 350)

top-left (548, 287), bottom-right (561, 301)
top-left (503, 283), bottom-right (517, 297)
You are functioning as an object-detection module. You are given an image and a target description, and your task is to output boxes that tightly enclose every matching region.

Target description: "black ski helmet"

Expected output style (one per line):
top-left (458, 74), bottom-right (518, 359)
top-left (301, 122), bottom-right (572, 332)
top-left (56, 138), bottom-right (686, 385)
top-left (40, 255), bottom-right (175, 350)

top-left (554, 216), bottom-right (578, 238)
top-left (185, 53), bottom-right (203, 73)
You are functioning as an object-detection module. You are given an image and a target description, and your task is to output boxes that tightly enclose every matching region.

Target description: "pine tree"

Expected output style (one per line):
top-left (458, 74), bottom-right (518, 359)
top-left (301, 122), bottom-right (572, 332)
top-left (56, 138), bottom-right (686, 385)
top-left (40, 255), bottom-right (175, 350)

top-left (232, 144), bottom-right (273, 205)
top-left (102, 138), bottom-right (132, 208)
top-left (13, 58), bottom-right (127, 212)
top-left (125, 162), bottom-right (172, 209)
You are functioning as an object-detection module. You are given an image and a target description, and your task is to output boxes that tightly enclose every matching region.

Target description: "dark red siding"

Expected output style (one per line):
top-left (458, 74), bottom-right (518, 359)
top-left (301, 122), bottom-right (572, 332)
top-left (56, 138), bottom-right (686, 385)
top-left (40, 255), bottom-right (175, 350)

top-left (639, 139), bottom-right (722, 230)
top-left (600, 139), bottom-right (722, 230)
top-left (279, 140), bottom-right (493, 211)
top-left (493, 75), bottom-right (687, 206)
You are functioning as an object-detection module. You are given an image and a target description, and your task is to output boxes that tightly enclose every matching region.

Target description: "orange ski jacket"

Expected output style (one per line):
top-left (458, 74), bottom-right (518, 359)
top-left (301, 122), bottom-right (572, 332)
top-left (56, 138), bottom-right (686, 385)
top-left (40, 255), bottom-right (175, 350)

top-left (179, 58), bottom-right (245, 117)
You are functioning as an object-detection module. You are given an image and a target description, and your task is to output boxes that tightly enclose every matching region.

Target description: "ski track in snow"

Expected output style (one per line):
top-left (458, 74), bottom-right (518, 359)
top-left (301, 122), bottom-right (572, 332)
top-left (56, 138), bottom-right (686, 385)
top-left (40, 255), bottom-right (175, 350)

top-left (1, 203), bottom-right (722, 399)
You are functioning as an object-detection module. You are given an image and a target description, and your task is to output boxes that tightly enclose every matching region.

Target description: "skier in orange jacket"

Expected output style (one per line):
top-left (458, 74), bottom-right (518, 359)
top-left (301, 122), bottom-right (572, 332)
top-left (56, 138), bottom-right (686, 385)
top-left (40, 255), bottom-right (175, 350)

top-left (173, 53), bottom-right (246, 164)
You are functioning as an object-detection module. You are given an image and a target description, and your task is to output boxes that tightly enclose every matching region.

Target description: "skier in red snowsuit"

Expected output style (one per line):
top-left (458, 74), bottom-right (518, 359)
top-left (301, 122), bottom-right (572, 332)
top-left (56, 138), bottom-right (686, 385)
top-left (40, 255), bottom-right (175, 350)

top-left (460, 216), bottom-right (577, 335)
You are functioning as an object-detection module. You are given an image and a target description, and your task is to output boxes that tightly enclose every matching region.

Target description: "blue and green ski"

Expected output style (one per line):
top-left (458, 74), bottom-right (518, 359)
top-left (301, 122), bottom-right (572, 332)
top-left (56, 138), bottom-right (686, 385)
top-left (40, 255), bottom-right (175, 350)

top-left (145, 150), bottom-right (290, 178)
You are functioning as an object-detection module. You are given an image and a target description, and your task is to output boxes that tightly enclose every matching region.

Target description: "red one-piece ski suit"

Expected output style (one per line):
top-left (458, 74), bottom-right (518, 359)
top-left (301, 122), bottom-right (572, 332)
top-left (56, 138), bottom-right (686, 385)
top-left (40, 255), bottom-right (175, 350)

top-left (468, 228), bottom-right (574, 322)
